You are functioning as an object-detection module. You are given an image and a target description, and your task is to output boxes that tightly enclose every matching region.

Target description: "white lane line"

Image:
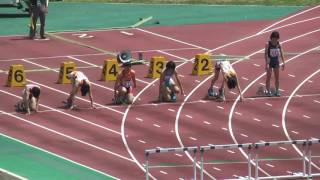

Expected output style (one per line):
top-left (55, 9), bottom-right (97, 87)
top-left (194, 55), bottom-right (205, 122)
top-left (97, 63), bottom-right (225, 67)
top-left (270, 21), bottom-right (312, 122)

top-left (159, 171), bottom-right (168, 175)
top-left (185, 115), bottom-right (193, 119)
top-left (242, 76), bottom-right (249, 81)
top-left (178, 178), bottom-right (184, 180)
top-left (287, 109), bottom-right (292, 113)
top-left (308, 80), bottom-right (313, 83)
top-left (138, 140), bottom-right (146, 144)
top-left (120, 31), bottom-right (134, 36)
top-left (313, 100), bottom-right (320, 104)
top-left (279, 88), bottom-right (285, 92)
top-left (254, 63), bottom-right (261, 67)
top-left (195, 80), bottom-right (201, 83)
top-left (153, 124), bottom-right (161, 128)
top-left (259, 82), bottom-right (266, 86)
top-left (291, 130), bottom-right (299, 135)
top-left (282, 68), bottom-right (320, 171)
top-left (230, 91), bottom-right (237, 95)
top-left (0, 110), bottom-right (134, 163)
top-left (235, 112), bottom-right (242, 116)
top-left (240, 133), bottom-right (248, 138)
top-left (157, 50), bottom-right (189, 62)
top-left (265, 103), bottom-right (273, 107)
top-left (189, 137), bottom-right (197, 141)
top-left (303, 115), bottom-right (311, 119)
top-left (179, 75), bottom-right (185, 78)
top-left (136, 117), bottom-right (143, 122)
top-left (288, 74), bottom-right (296, 77)
top-left (213, 167), bottom-right (221, 171)
top-left (0, 89), bottom-right (121, 135)
top-left (266, 163), bottom-right (275, 168)
top-left (256, 5), bottom-right (320, 34)
top-left (227, 150), bottom-right (236, 154)
top-left (279, 146), bottom-right (287, 151)
top-left (222, 127), bottom-right (228, 131)
top-left (272, 124), bottom-right (280, 128)
top-left (168, 108), bottom-right (175, 112)
top-left (203, 121), bottom-right (211, 125)
top-left (253, 118), bottom-right (262, 122)
top-left (217, 106), bottom-right (224, 110)
top-left (175, 153), bottom-right (183, 157)
top-left (136, 28), bottom-right (209, 51)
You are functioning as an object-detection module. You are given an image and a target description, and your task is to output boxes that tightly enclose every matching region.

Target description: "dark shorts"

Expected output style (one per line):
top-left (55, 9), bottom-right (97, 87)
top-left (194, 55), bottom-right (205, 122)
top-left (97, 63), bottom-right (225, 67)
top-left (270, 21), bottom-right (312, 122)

top-left (215, 63), bottom-right (221, 71)
top-left (269, 58), bottom-right (280, 69)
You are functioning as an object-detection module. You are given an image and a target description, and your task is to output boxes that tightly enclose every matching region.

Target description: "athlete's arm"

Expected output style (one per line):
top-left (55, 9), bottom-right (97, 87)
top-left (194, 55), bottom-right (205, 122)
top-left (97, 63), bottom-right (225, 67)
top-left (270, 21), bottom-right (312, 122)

top-left (175, 71), bottom-right (184, 95)
top-left (279, 44), bottom-right (285, 70)
top-left (88, 84), bottom-right (95, 108)
top-left (131, 70), bottom-right (137, 88)
top-left (235, 74), bottom-right (244, 101)
top-left (264, 43), bottom-right (269, 71)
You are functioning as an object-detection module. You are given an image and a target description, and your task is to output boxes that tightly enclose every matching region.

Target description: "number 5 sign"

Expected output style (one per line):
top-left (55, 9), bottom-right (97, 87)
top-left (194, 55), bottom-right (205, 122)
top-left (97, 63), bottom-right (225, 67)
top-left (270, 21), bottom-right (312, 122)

top-left (7, 64), bottom-right (26, 87)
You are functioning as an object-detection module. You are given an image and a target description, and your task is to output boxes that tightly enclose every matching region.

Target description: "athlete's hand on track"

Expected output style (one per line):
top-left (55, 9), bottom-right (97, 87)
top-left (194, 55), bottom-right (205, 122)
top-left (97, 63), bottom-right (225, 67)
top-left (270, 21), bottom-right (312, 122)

top-left (281, 64), bottom-right (285, 71)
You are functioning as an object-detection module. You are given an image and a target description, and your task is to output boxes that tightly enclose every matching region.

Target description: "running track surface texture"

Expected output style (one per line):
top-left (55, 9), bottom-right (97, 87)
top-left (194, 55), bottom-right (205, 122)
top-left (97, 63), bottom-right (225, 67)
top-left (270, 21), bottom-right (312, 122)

top-left (0, 5), bottom-right (320, 180)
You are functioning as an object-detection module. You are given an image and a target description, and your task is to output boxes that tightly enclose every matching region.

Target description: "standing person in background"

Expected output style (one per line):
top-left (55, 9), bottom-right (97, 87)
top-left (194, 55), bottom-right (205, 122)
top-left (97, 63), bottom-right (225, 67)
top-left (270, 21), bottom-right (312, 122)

top-left (265, 31), bottom-right (285, 96)
top-left (29, 0), bottom-right (48, 39)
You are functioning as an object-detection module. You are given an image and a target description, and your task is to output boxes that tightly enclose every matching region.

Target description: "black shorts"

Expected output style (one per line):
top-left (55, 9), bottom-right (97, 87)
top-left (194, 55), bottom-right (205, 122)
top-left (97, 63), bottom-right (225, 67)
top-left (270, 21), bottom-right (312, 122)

top-left (269, 58), bottom-right (280, 68)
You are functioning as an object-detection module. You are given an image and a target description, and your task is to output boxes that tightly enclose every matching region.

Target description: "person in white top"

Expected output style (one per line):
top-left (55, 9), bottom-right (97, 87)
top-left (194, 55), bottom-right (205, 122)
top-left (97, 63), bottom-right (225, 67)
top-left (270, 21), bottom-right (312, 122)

top-left (207, 60), bottom-right (243, 101)
top-left (16, 84), bottom-right (41, 115)
top-left (66, 71), bottom-right (94, 109)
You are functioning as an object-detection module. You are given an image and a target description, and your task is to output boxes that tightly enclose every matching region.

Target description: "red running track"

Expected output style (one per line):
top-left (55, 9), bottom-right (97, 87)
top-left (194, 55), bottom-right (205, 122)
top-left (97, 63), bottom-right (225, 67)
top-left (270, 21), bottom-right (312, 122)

top-left (0, 5), bottom-right (319, 180)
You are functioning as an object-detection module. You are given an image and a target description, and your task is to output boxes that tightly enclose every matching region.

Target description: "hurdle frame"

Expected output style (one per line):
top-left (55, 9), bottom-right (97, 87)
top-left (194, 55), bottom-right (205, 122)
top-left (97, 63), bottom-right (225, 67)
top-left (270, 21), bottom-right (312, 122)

top-left (145, 146), bottom-right (198, 180)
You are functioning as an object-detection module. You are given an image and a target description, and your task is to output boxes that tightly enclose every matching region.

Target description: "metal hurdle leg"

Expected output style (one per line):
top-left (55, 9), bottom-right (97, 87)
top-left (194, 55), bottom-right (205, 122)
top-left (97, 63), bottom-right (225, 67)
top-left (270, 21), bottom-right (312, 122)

top-left (255, 153), bottom-right (259, 179)
top-left (308, 145), bottom-right (312, 178)
top-left (247, 148), bottom-right (252, 180)
top-left (200, 150), bottom-right (204, 180)
top-left (145, 153), bottom-right (149, 180)
top-left (193, 149), bottom-right (197, 180)
top-left (303, 145), bottom-right (306, 176)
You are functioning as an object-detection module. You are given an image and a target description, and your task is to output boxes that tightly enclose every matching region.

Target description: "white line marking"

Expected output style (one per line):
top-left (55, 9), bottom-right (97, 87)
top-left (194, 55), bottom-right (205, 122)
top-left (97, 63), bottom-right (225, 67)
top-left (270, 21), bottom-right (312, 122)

top-left (0, 110), bottom-right (134, 163)
top-left (153, 124), bottom-right (161, 128)
top-left (253, 118), bottom-right (261, 122)
top-left (136, 117), bottom-right (143, 122)
top-left (213, 167), bottom-right (221, 171)
top-left (222, 127), bottom-right (228, 131)
top-left (168, 108), bottom-right (175, 112)
top-left (0, 89), bottom-right (121, 135)
top-left (179, 75), bottom-right (185, 77)
top-left (195, 80), bottom-right (201, 83)
top-left (279, 146), bottom-right (287, 151)
top-left (185, 115), bottom-right (193, 119)
top-left (287, 109), bottom-right (292, 113)
top-left (217, 106), bottom-right (224, 110)
top-left (175, 153), bottom-right (183, 157)
top-left (314, 100), bottom-right (320, 104)
top-left (254, 63), bottom-right (261, 67)
top-left (157, 50), bottom-right (189, 62)
top-left (120, 31), bottom-right (134, 36)
top-left (230, 91), bottom-right (237, 95)
top-left (266, 163), bottom-right (275, 168)
top-left (259, 82), bottom-right (266, 86)
top-left (272, 124), bottom-right (280, 128)
top-left (227, 150), bottom-right (236, 154)
top-left (308, 80), bottom-right (313, 83)
top-left (159, 171), bottom-right (168, 175)
top-left (265, 103), bottom-right (273, 107)
top-left (203, 121), bottom-right (211, 125)
top-left (240, 133), bottom-right (248, 138)
top-left (138, 140), bottom-right (146, 144)
top-left (136, 28), bottom-right (209, 51)
top-left (235, 112), bottom-right (242, 116)
top-left (241, 76), bottom-right (249, 81)
top-left (288, 74), bottom-right (296, 77)
top-left (256, 5), bottom-right (320, 34)
top-left (189, 137), bottom-right (197, 141)
top-left (279, 88), bottom-right (285, 92)
top-left (303, 115), bottom-right (311, 119)
top-left (291, 130), bottom-right (299, 135)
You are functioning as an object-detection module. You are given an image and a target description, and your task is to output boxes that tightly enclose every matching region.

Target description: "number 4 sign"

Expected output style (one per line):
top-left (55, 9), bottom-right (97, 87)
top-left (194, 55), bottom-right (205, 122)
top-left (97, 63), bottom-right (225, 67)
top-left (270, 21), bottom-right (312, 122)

top-left (7, 64), bottom-right (26, 87)
top-left (101, 59), bottom-right (119, 81)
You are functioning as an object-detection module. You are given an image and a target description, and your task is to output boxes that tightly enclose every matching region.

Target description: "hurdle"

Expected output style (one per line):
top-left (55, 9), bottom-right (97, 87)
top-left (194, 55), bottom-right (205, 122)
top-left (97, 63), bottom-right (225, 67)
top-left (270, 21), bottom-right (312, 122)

top-left (200, 143), bottom-right (253, 180)
top-left (199, 139), bottom-right (320, 180)
top-left (144, 146), bottom-right (197, 180)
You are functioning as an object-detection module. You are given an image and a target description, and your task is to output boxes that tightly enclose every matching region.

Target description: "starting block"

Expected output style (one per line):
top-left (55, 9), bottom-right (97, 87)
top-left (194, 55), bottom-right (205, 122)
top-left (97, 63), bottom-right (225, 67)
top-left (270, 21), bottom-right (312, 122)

top-left (147, 56), bottom-right (166, 79)
top-left (101, 58), bottom-right (119, 81)
top-left (57, 61), bottom-right (76, 84)
top-left (192, 54), bottom-right (213, 76)
top-left (7, 64), bottom-right (26, 87)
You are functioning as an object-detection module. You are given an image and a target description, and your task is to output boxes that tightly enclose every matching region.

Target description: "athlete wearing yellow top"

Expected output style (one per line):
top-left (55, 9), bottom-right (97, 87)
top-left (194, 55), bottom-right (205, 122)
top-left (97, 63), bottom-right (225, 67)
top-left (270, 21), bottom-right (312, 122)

top-left (208, 60), bottom-right (243, 101)
top-left (66, 71), bottom-right (94, 109)
top-left (114, 62), bottom-right (136, 104)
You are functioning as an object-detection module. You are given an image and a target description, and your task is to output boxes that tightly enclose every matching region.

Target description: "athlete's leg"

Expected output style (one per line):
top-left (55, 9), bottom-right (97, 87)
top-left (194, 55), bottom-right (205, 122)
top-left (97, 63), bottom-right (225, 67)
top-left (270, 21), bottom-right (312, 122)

top-left (274, 67), bottom-right (280, 96)
top-left (265, 68), bottom-right (272, 93)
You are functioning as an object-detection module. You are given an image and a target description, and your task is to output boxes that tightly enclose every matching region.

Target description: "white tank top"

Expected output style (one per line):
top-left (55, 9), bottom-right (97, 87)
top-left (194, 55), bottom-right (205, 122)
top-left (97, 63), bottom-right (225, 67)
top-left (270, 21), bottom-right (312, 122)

top-left (218, 61), bottom-right (235, 75)
top-left (68, 71), bottom-right (90, 86)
